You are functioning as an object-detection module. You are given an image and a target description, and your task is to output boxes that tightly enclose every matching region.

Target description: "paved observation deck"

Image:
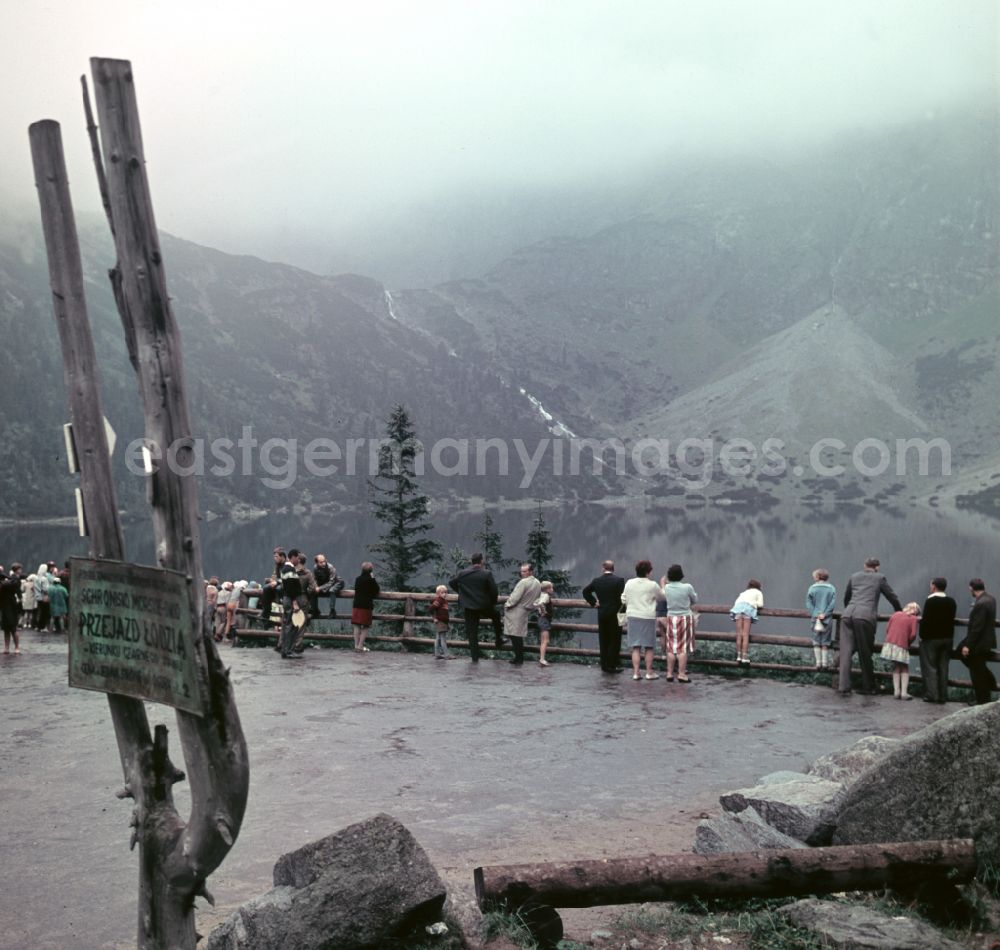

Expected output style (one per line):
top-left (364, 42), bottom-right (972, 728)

top-left (0, 630), bottom-right (954, 949)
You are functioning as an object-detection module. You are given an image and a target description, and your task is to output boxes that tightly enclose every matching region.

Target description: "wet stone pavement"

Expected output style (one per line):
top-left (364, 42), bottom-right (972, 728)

top-left (0, 631), bottom-right (953, 949)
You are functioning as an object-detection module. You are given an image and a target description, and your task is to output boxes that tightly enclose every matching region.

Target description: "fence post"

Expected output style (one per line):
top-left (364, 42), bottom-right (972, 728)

top-left (402, 596), bottom-right (416, 650)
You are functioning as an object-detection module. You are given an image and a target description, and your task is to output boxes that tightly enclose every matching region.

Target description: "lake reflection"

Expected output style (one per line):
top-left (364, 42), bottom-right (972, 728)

top-left (4, 502), bottom-right (997, 629)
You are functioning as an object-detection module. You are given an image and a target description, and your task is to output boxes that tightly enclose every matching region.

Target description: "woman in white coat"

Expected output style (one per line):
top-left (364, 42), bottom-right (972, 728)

top-left (621, 559), bottom-right (665, 681)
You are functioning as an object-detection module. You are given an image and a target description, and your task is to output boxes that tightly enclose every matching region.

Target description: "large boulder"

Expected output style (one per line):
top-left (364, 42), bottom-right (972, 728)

top-left (779, 898), bottom-right (965, 949)
top-left (206, 813), bottom-right (447, 950)
top-left (833, 703), bottom-right (1000, 860)
top-left (719, 771), bottom-right (846, 846)
top-left (694, 805), bottom-right (808, 854)
top-left (807, 736), bottom-right (901, 785)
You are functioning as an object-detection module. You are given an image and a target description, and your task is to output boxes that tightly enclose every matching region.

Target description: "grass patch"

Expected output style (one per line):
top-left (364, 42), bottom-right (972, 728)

top-left (975, 859), bottom-right (1000, 899)
top-left (691, 639), bottom-right (831, 686)
top-left (481, 908), bottom-right (540, 947)
top-left (611, 898), bottom-right (826, 948)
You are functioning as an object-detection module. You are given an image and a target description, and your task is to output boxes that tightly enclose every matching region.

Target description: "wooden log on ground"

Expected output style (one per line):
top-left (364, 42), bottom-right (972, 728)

top-left (474, 839), bottom-right (976, 909)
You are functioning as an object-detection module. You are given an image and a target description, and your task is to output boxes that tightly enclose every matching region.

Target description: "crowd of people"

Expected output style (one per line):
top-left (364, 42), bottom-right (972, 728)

top-left (4, 548), bottom-right (996, 707)
top-left (223, 547), bottom-right (996, 707)
top-left (221, 547), bottom-right (372, 659)
top-left (0, 561), bottom-right (72, 655)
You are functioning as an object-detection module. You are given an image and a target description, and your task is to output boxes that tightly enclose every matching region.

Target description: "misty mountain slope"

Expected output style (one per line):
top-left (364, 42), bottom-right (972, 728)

top-left (910, 303), bottom-right (1000, 473)
top-left (0, 221), bottom-right (603, 519)
top-left (3, 109), bottom-right (994, 518)
top-left (391, 217), bottom-right (741, 432)
top-left (622, 307), bottom-right (934, 461)
top-left (393, 110), bottom-right (997, 448)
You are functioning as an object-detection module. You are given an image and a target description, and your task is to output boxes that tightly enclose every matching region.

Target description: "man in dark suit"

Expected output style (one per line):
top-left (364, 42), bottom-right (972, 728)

top-left (583, 560), bottom-right (625, 673)
top-left (449, 553), bottom-right (501, 663)
top-left (839, 557), bottom-right (902, 695)
top-left (918, 577), bottom-right (957, 704)
top-left (959, 578), bottom-right (997, 705)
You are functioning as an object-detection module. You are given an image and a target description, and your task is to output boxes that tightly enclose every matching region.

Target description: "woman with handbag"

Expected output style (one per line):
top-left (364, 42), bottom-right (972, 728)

top-left (661, 564), bottom-right (699, 683)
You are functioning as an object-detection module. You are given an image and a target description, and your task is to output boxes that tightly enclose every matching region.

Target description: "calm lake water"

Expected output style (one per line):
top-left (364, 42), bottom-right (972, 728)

top-left (4, 501), bottom-right (997, 629)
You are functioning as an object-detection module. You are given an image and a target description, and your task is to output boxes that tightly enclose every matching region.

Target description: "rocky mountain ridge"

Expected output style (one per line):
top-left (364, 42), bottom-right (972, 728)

top-left (392, 107), bottom-right (999, 510)
top-left (0, 221), bottom-right (607, 520)
top-left (2, 106), bottom-right (996, 519)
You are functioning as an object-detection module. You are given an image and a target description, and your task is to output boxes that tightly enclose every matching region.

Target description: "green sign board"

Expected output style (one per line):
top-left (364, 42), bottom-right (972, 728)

top-left (69, 557), bottom-right (206, 716)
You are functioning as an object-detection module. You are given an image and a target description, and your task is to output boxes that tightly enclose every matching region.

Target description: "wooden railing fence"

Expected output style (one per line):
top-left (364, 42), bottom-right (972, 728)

top-left (230, 589), bottom-right (998, 691)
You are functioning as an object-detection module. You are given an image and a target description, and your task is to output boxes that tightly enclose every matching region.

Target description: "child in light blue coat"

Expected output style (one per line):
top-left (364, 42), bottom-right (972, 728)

top-left (806, 569), bottom-right (837, 670)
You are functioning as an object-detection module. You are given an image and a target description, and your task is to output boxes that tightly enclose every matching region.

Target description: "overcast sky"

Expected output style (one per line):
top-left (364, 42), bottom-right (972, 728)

top-left (3, 0), bottom-right (997, 267)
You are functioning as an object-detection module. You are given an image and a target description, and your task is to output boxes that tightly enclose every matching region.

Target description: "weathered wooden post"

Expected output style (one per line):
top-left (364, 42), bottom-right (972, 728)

top-left (87, 56), bottom-right (250, 947)
top-left (30, 116), bottom-right (162, 943)
top-left (402, 594), bottom-right (416, 648)
top-left (29, 56), bottom-right (250, 949)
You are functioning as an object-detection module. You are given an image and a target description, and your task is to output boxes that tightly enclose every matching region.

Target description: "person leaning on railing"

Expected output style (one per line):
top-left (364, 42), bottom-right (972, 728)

top-left (917, 577), bottom-right (957, 704)
top-left (449, 553), bottom-right (502, 664)
top-left (661, 564), bottom-right (698, 684)
top-left (959, 578), bottom-right (997, 706)
top-left (621, 560), bottom-right (664, 681)
top-left (838, 557), bottom-right (902, 696)
top-left (312, 554), bottom-right (345, 619)
top-left (806, 569), bottom-right (837, 672)
top-left (582, 560), bottom-right (626, 674)
top-left (351, 562), bottom-right (380, 654)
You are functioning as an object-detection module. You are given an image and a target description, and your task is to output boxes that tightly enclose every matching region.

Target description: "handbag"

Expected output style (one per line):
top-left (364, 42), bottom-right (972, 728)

top-left (616, 609), bottom-right (627, 629)
top-left (813, 617), bottom-right (825, 633)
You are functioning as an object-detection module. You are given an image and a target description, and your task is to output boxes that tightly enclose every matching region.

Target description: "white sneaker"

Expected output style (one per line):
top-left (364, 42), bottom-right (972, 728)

top-left (632, 673), bottom-right (641, 680)
top-left (539, 659), bottom-right (550, 666)
top-left (645, 672), bottom-right (660, 680)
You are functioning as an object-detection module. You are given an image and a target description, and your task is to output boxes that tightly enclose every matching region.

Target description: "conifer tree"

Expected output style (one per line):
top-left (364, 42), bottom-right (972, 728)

top-left (475, 512), bottom-right (515, 595)
top-left (523, 505), bottom-right (575, 597)
top-left (434, 544), bottom-right (469, 582)
top-left (368, 405), bottom-right (441, 591)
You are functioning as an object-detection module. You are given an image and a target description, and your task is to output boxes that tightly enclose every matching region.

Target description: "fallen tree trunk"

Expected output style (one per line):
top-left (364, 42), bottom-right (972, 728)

top-left (474, 838), bottom-right (975, 909)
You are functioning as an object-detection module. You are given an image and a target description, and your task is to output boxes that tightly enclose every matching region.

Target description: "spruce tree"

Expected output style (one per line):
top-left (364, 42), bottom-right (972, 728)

top-left (368, 405), bottom-right (441, 591)
top-left (434, 544), bottom-right (469, 583)
top-left (523, 505), bottom-right (575, 597)
top-left (475, 512), bottom-right (515, 595)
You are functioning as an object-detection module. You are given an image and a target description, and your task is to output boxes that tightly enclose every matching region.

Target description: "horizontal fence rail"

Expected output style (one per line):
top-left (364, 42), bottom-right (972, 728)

top-left (230, 589), bottom-right (998, 693)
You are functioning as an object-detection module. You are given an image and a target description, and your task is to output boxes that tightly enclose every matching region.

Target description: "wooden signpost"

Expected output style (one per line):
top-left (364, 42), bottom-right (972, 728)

top-left (30, 59), bottom-right (249, 950)
top-left (69, 557), bottom-right (206, 716)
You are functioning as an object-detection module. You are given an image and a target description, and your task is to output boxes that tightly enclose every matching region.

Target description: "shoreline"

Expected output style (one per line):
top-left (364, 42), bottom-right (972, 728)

top-left (2, 486), bottom-right (991, 528)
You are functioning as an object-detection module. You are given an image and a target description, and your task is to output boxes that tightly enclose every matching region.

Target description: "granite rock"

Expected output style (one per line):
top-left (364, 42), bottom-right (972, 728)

top-left (833, 703), bottom-right (1000, 860)
top-left (720, 770), bottom-right (846, 845)
top-left (694, 805), bottom-right (808, 854)
top-left (206, 813), bottom-right (446, 950)
top-left (779, 897), bottom-right (965, 949)
top-left (807, 736), bottom-right (901, 785)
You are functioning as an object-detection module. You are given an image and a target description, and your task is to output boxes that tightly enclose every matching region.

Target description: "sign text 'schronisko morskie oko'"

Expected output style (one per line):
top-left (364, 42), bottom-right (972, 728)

top-left (68, 557), bottom-right (206, 716)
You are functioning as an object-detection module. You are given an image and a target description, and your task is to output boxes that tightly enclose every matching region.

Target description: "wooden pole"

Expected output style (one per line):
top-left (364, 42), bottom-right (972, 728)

top-left (87, 58), bottom-right (249, 949)
top-left (29, 120), bottom-right (124, 562)
top-left (474, 839), bottom-right (977, 909)
top-left (402, 594), bottom-right (416, 648)
top-left (29, 116), bottom-right (163, 942)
